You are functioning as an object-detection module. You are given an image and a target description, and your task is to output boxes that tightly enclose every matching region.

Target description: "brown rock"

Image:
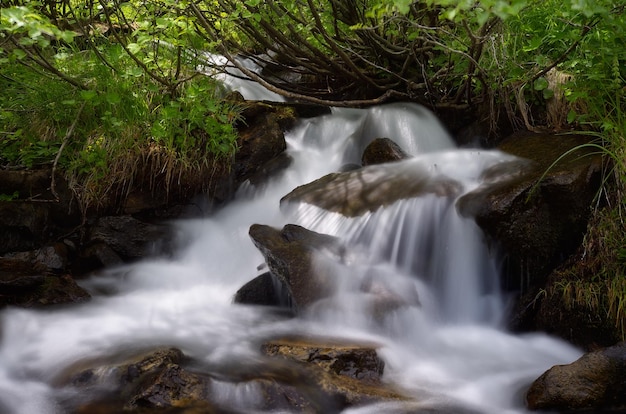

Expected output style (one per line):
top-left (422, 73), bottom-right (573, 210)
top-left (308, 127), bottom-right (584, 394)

top-left (88, 215), bottom-right (168, 260)
top-left (0, 169), bottom-right (80, 254)
top-left (457, 132), bottom-right (604, 294)
top-left (281, 159), bottom-right (461, 217)
top-left (234, 111), bottom-right (288, 183)
top-left (248, 224), bottom-right (344, 311)
top-left (262, 337), bottom-right (385, 383)
top-left (526, 342), bottom-right (626, 411)
top-left (59, 347), bottom-right (217, 412)
top-left (362, 137), bottom-right (410, 166)
top-left (0, 257), bottom-right (90, 308)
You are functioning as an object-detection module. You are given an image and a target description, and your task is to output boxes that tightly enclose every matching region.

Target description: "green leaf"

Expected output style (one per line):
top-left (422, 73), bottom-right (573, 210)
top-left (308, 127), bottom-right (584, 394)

top-left (0, 191), bottom-right (19, 201)
top-left (522, 37), bottom-right (542, 52)
top-left (542, 88), bottom-right (554, 99)
top-left (57, 30), bottom-right (76, 43)
top-left (105, 92), bottom-right (121, 104)
top-left (127, 43), bottom-right (142, 54)
top-left (80, 90), bottom-right (98, 101)
top-left (567, 109), bottom-right (577, 124)
top-left (534, 77), bottom-right (549, 91)
top-left (476, 10), bottom-right (491, 27)
top-left (124, 66), bottom-right (143, 78)
top-left (11, 48), bottom-right (27, 60)
top-left (393, 0), bottom-right (412, 15)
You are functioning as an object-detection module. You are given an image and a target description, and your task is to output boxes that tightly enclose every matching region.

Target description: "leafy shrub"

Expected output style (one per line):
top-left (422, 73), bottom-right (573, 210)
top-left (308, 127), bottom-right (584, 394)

top-left (1, 3), bottom-right (241, 211)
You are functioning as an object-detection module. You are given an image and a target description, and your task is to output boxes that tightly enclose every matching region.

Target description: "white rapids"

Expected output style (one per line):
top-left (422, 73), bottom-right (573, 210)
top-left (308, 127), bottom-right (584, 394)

top-left (0, 77), bottom-right (581, 414)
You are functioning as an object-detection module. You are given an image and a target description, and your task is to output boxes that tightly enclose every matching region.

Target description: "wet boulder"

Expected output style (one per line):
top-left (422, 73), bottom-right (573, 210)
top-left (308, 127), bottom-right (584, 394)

top-left (58, 347), bottom-right (215, 412)
top-left (232, 104), bottom-right (290, 184)
top-left (361, 137), bottom-right (410, 166)
top-left (247, 224), bottom-right (421, 315)
top-left (248, 224), bottom-right (345, 312)
top-left (457, 132), bottom-right (604, 293)
top-left (261, 337), bottom-right (385, 384)
top-left (256, 337), bottom-right (406, 411)
top-left (281, 159), bottom-right (461, 217)
top-left (63, 342), bottom-right (404, 414)
top-left (526, 341), bottom-right (626, 411)
top-left (125, 363), bottom-right (210, 410)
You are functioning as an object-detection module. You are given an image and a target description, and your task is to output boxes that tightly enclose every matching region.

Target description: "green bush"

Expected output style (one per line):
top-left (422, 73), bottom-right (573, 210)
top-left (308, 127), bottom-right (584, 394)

top-left (1, 3), bottom-right (241, 211)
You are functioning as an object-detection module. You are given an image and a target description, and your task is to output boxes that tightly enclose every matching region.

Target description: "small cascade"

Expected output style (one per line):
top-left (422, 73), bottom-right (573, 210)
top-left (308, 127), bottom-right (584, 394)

top-left (0, 74), bottom-right (583, 414)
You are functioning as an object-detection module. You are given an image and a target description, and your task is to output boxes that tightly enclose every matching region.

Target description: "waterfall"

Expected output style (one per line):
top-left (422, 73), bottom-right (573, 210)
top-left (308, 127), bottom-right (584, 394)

top-left (0, 75), bottom-right (582, 414)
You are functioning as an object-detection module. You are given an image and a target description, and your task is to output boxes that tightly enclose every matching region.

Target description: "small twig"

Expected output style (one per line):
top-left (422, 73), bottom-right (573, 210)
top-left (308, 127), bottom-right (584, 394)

top-left (51, 101), bottom-right (86, 201)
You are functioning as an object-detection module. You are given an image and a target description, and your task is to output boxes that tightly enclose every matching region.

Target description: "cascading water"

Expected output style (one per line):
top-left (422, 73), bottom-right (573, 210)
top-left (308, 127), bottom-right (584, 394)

top-left (0, 74), bottom-right (582, 414)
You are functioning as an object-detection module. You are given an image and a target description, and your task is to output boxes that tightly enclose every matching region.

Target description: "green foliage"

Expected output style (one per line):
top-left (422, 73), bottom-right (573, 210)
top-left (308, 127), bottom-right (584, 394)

top-left (501, 0), bottom-right (624, 124)
top-left (1, 1), bottom-right (241, 211)
top-left (0, 5), bottom-right (75, 50)
top-left (0, 191), bottom-right (19, 201)
top-left (552, 205), bottom-right (626, 342)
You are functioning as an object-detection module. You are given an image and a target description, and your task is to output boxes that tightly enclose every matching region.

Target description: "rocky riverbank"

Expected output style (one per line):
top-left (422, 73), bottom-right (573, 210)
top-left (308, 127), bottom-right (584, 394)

top-left (1, 101), bottom-right (623, 413)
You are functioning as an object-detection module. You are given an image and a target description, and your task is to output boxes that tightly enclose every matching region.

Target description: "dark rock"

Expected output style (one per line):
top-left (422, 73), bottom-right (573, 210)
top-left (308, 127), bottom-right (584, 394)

top-left (247, 224), bottom-right (420, 317)
top-left (75, 242), bottom-right (124, 275)
top-left (59, 347), bottom-right (185, 388)
top-left (125, 363), bottom-right (209, 410)
top-left (281, 159), bottom-right (462, 217)
top-left (5, 243), bottom-right (69, 271)
top-left (245, 152), bottom-right (293, 188)
top-left (0, 257), bottom-right (90, 307)
top-left (234, 112), bottom-right (287, 182)
top-left (526, 341), bottom-right (626, 411)
top-left (61, 344), bottom-right (403, 414)
top-left (248, 224), bottom-right (344, 311)
top-left (0, 201), bottom-right (51, 254)
top-left (73, 400), bottom-right (224, 414)
top-left (457, 132), bottom-right (604, 294)
top-left (288, 102), bottom-right (332, 119)
top-left (88, 216), bottom-right (167, 260)
top-left (59, 347), bottom-right (217, 412)
top-left (233, 271), bottom-right (291, 307)
top-left (361, 137), bottom-right (410, 166)
top-left (529, 279), bottom-right (621, 349)
top-left (195, 102), bottom-right (298, 205)
top-left (0, 169), bottom-right (80, 254)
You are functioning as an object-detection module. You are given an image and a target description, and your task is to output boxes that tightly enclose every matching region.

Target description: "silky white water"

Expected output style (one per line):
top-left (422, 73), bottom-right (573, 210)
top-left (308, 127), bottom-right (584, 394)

top-left (0, 87), bottom-right (582, 413)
